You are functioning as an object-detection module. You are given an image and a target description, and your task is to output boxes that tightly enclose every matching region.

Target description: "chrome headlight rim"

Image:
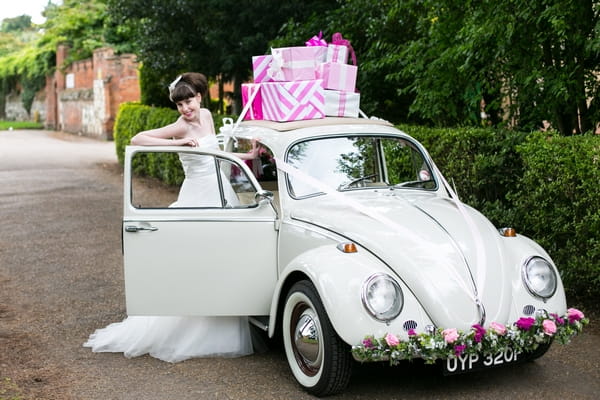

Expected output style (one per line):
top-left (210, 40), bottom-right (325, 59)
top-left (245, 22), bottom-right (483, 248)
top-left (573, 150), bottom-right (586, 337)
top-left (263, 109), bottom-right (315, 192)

top-left (521, 256), bottom-right (558, 300)
top-left (361, 273), bottom-right (404, 322)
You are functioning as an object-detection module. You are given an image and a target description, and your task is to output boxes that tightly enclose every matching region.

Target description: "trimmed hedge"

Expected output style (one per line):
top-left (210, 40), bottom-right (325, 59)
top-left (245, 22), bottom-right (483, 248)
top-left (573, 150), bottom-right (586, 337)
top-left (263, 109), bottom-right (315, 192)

top-left (401, 124), bottom-right (527, 228)
top-left (509, 132), bottom-right (600, 303)
top-left (405, 124), bottom-right (599, 307)
top-left (113, 102), bottom-right (183, 185)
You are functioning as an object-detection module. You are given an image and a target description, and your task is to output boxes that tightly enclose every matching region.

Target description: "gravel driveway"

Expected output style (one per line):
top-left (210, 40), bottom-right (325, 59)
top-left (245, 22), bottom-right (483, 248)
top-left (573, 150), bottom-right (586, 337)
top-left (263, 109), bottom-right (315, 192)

top-left (0, 130), bottom-right (598, 400)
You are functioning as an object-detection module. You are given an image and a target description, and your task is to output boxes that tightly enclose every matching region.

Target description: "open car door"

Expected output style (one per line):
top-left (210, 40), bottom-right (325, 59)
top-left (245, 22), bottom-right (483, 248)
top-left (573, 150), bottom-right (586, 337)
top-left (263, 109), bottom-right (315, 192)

top-left (122, 146), bottom-right (278, 316)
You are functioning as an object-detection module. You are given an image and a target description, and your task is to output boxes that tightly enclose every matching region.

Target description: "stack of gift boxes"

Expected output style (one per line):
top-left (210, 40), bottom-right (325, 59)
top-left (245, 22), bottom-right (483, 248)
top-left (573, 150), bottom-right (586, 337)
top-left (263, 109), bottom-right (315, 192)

top-left (242, 32), bottom-right (360, 122)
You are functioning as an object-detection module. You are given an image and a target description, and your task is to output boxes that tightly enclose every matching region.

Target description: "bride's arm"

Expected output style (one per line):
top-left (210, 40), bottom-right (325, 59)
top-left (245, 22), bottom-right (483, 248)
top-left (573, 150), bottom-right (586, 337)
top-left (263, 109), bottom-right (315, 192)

top-left (231, 138), bottom-right (261, 160)
top-left (130, 119), bottom-right (196, 146)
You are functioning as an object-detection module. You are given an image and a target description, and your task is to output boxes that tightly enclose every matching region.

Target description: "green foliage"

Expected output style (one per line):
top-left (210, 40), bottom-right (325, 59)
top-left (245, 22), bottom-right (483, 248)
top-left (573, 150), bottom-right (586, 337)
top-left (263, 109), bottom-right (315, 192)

top-left (113, 102), bottom-right (176, 164)
top-left (106, 0), bottom-right (338, 107)
top-left (0, 0), bottom-right (112, 116)
top-left (1, 15), bottom-right (33, 32)
top-left (403, 124), bottom-right (527, 226)
top-left (273, 0), bottom-right (599, 134)
top-left (0, 120), bottom-right (44, 130)
top-left (139, 64), bottom-right (172, 109)
top-left (407, 125), bottom-right (599, 306)
top-left (113, 102), bottom-right (184, 185)
top-left (508, 132), bottom-right (600, 303)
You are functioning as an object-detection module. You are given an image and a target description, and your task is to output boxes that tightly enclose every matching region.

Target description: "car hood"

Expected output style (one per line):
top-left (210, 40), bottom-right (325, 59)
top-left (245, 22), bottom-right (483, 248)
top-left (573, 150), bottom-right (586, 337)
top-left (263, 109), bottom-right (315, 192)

top-left (289, 190), bottom-right (513, 330)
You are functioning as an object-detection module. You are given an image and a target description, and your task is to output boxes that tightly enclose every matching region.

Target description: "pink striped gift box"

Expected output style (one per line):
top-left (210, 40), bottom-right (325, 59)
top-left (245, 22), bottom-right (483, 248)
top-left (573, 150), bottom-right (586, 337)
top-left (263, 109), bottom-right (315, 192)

top-left (260, 80), bottom-right (325, 122)
top-left (241, 83), bottom-right (263, 120)
top-left (268, 46), bottom-right (326, 81)
top-left (324, 89), bottom-right (360, 118)
top-left (316, 62), bottom-right (358, 92)
top-left (252, 55), bottom-right (274, 83)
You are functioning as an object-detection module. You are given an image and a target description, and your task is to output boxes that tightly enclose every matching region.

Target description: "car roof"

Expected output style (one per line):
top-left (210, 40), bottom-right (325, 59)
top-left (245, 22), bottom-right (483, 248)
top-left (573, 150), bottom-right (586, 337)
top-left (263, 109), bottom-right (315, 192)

top-left (239, 117), bottom-right (394, 132)
top-left (220, 117), bottom-right (402, 156)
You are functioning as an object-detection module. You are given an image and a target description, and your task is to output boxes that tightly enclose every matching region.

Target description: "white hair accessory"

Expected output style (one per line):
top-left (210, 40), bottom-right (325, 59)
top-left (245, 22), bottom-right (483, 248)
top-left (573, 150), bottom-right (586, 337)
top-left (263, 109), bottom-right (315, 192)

top-left (168, 75), bottom-right (183, 100)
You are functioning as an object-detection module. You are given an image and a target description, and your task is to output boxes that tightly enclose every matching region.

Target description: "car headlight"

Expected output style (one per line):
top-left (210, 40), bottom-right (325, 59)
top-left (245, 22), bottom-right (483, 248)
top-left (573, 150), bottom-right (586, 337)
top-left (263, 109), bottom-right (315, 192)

top-left (361, 273), bottom-right (403, 322)
top-left (522, 256), bottom-right (557, 299)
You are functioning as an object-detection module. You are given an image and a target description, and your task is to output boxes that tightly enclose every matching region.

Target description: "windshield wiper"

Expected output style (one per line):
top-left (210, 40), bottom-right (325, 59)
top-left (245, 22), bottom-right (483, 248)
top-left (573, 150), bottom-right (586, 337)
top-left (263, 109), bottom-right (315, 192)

top-left (338, 174), bottom-right (378, 191)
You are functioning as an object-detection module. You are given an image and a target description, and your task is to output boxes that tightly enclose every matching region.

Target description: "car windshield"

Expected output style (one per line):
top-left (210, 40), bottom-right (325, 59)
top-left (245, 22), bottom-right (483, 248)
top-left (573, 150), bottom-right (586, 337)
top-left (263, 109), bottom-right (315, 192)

top-left (286, 135), bottom-right (436, 198)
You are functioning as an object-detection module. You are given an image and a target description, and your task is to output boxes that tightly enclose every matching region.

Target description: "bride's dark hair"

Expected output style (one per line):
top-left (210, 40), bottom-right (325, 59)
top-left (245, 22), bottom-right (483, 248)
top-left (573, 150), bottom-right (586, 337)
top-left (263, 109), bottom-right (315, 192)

top-left (169, 72), bottom-right (208, 103)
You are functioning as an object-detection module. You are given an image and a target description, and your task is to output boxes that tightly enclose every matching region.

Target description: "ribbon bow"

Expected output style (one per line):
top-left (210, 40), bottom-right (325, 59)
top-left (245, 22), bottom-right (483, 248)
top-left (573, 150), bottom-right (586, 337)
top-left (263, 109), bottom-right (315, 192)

top-left (305, 31), bottom-right (327, 47)
top-left (331, 32), bottom-right (357, 65)
top-left (267, 50), bottom-right (286, 81)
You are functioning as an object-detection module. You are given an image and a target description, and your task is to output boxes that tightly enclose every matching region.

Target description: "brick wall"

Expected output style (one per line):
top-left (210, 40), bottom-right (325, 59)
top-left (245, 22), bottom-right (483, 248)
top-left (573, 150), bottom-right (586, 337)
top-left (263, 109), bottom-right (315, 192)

top-left (45, 45), bottom-right (141, 140)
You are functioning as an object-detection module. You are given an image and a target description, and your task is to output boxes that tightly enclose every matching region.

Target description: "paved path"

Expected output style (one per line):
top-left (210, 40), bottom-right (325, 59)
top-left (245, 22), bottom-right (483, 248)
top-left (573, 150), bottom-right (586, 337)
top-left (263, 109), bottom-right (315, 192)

top-left (0, 130), bottom-right (598, 399)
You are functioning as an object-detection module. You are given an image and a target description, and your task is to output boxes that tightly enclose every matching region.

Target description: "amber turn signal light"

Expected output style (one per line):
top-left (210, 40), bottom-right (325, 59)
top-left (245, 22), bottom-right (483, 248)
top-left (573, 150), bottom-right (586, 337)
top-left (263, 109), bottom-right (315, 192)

top-left (337, 242), bottom-right (358, 253)
top-left (500, 227), bottom-right (517, 237)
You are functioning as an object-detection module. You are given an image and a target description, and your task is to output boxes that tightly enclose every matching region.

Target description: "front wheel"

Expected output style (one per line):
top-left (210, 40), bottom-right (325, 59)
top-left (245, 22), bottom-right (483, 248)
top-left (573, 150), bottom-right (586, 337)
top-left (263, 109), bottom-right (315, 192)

top-left (282, 280), bottom-right (352, 396)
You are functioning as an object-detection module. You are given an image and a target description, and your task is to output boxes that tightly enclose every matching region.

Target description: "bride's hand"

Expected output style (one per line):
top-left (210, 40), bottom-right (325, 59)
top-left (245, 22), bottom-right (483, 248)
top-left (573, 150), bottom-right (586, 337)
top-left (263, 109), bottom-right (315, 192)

top-left (178, 137), bottom-right (198, 147)
top-left (249, 138), bottom-right (262, 158)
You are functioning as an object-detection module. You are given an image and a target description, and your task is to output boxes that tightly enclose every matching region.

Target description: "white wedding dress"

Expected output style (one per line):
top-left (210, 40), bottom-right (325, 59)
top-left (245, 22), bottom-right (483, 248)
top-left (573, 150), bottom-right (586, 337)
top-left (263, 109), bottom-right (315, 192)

top-left (84, 135), bottom-right (253, 362)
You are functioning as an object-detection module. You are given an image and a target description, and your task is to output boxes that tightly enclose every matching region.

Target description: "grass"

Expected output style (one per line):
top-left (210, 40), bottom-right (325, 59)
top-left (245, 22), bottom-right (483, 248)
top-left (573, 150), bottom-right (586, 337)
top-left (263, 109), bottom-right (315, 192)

top-left (0, 377), bottom-right (24, 400)
top-left (0, 121), bottom-right (44, 130)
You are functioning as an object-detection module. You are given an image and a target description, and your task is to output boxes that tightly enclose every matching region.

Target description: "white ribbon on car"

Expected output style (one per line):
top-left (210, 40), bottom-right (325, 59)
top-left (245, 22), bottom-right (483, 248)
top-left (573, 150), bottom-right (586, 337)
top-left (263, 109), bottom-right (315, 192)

top-left (430, 161), bottom-right (487, 304)
top-left (274, 157), bottom-right (480, 303)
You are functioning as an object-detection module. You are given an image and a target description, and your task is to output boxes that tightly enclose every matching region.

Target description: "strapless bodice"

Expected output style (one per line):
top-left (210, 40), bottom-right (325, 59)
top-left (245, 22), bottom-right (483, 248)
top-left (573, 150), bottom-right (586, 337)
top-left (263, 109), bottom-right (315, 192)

top-left (177, 135), bottom-right (219, 179)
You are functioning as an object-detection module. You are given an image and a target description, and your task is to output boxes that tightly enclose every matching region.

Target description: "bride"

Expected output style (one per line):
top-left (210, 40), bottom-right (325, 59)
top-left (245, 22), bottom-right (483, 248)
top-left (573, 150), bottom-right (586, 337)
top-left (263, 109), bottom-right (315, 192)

top-left (84, 72), bottom-right (259, 362)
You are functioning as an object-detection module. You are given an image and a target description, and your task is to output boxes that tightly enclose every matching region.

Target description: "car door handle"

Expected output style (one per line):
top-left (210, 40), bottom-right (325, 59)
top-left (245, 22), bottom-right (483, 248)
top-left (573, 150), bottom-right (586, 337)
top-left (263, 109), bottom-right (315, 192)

top-left (125, 225), bottom-right (158, 232)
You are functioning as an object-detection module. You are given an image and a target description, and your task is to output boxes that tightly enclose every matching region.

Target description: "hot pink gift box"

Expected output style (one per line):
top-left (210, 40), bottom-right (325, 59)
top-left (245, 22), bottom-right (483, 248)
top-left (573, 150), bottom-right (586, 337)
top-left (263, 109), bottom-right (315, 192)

top-left (260, 79), bottom-right (325, 122)
top-left (241, 83), bottom-right (263, 120)
top-left (252, 55), bottom-right (274, 83)
top-left (268, 46), bottom-right (326, 81)
top-left (316, 62), bottom-right (357, 92)
top-left (324, 89), bottom-right (360, 118)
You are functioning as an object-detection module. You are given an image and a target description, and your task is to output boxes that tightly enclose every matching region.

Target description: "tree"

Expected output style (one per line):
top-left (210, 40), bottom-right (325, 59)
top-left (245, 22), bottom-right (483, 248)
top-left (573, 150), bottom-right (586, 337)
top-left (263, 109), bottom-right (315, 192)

top-left (396, 0), bottom-right (599, 134)
top-left (106, 0), bottom-right (338, 110)
top-left (0, 0), bottom-right (112, 115)
top-left (1, 15), bottom-right (33, 32)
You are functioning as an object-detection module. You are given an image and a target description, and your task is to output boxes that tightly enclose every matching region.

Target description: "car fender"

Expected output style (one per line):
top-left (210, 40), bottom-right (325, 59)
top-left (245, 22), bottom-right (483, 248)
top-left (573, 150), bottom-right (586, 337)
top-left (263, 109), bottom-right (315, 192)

top-left (500, 233), bottom-right (567, 319)
top-left (268, 244), bottom-right (433, 345)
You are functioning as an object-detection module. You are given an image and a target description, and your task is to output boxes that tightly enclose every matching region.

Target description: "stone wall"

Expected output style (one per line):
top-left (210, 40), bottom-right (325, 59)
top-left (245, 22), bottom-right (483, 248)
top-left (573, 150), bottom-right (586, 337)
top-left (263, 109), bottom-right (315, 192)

top-left (4, 91), bottom-right (46, 122)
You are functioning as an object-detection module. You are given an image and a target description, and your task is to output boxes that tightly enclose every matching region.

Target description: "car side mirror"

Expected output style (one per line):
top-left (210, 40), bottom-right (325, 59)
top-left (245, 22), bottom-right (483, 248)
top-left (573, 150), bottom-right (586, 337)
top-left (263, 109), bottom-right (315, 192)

top-left (255, 190), bottom-right (274, 203)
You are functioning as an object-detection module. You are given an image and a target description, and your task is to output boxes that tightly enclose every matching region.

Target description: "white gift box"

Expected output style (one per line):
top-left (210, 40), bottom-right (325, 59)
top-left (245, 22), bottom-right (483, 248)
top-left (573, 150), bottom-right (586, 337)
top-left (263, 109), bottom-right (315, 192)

top-left (324, 90), bottom-right (360, 118)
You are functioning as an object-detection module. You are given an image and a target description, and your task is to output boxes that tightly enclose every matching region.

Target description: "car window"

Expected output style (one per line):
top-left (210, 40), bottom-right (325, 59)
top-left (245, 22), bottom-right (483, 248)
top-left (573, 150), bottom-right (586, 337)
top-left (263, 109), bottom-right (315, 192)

top-left (227, 138), bottom-right (277, 182)
top-left (286, 136), bottom-right (435, 198)
top-left (130, 151), bottom-right (259, 209)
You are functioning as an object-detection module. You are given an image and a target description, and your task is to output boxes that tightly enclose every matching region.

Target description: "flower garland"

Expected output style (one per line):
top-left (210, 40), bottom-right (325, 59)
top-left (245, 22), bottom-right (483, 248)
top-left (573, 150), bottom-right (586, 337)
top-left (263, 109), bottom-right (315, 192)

top-left (352, 308), bottom-right (589, 365)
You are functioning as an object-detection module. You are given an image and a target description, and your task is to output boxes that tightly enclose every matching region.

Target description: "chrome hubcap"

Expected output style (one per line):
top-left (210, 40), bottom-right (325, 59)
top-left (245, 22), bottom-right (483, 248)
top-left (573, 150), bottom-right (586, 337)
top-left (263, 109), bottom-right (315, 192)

top-left (293, 308), bottom-right (321, 370)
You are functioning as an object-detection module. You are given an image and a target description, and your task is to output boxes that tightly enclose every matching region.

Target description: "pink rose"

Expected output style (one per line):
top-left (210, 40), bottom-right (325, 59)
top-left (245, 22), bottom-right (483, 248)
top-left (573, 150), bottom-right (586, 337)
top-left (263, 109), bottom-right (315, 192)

top-left (385, 333), bottom-right (400, 347)
top-left (442, 328), bottom-right (459, 344)
top-left (567, 308), bottom-right (585, 323)
top-left (516, 317), bottom-right (535, 331)
top-left (490, 322), bottom-right (507, 335)
top-left (542, 319), bottom-right (557, 336)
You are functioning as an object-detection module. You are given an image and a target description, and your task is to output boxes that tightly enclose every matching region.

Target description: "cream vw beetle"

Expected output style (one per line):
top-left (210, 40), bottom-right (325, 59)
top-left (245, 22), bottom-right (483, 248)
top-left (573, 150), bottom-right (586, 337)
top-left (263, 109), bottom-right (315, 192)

top-left (122, 117), bottom-right (573, 396)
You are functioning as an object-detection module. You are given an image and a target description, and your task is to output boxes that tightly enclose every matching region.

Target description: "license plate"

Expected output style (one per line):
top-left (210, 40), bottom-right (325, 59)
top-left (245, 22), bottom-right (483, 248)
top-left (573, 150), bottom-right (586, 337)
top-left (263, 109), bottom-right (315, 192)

top-left (443, 347), bottom-right (523, 375)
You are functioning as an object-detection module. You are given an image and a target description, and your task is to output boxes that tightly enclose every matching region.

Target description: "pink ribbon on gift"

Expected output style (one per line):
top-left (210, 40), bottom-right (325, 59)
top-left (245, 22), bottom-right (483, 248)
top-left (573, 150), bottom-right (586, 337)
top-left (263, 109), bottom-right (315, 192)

top-left (331, 32), bottom-right (357, 65)
top-left (305, 31), bottom-right (327, 47)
